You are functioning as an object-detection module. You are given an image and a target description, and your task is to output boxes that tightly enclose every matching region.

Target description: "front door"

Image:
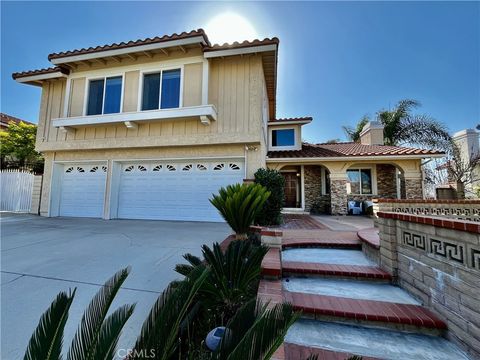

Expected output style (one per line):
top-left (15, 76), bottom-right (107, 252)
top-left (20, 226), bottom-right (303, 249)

top-left (283, 172), bottom-right (298, 208)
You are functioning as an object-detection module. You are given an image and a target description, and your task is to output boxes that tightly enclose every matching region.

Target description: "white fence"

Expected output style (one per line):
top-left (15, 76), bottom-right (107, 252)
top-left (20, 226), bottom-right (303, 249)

top-left (0, 170), bottom-right (34, 212)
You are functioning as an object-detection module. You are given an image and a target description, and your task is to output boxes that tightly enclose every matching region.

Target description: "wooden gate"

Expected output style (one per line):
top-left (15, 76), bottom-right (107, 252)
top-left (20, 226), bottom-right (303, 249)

top-left (0, 170), bottom-right (34, 212)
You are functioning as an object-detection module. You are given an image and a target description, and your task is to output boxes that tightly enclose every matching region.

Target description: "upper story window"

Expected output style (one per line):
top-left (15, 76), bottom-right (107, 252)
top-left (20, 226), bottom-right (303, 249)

top-left (86, 76), bottom-right (122, 115)
top-left (347, 169), bottom-right (372, 195)
top-left (272, 129), bottom-right (295, 147)
top-left (141, 69), bottom-right (181, 111)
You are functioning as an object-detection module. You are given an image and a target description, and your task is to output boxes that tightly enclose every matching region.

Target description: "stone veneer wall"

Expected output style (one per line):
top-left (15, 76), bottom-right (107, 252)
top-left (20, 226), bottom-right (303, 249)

top-left (376, 164), bottom-right (397, 199)
top-left (376, 212), bottom-right (480, 358)
top-left (330, 179), bottom-right (348, 215)
top-left (304, 166), bottom-right (331, 213)
top-left (30, 175), bottom-right (43, 215)
top-left (405, 178), bottom-right (423, 199)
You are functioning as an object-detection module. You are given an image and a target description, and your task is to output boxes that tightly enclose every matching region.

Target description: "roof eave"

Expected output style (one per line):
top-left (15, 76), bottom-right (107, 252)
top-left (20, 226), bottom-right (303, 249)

top-left (203, 43), bottom-right (277, 58)
top-left (268, 119), bottom-right (312, 126)
top-left (50, 36), bottom-right (208, 65)
top-left (14, 71), bottom-right (68, 86)
top-left (266, 153), bottom-right (445, 162)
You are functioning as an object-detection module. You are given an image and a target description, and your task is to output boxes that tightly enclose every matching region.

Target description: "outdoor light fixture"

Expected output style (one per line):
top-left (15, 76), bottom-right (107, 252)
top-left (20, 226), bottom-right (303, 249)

top-left (296, 172), bottom-right (300, 177)
top-left (206, 326), bottom-right (226, 351)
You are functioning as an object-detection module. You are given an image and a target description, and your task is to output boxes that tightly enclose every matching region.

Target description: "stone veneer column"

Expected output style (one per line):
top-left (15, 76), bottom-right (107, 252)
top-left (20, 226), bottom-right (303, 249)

top-left (404, 177), bottom-right (423, 199)
top-left (330, 172), bottom-right (348, 215)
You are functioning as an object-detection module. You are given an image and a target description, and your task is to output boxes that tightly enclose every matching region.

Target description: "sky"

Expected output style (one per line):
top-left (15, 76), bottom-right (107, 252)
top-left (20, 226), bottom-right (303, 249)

top-left (1, 1), bottom-right (479, 142)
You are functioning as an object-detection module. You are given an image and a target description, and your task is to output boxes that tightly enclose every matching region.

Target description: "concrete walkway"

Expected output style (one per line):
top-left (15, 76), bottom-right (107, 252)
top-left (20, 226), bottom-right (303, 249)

top-left (1, 213), bottom-right (230, 359)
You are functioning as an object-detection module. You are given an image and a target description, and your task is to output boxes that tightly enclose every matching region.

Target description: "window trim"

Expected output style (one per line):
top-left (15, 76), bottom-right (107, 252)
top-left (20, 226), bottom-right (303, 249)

top-left (268, 126), bottom-right (300, 151)
top-left (83, 74), bottom-right (125, 116)
top-left (137, 65), bottom-right (184, 112)
top-left (346, 166), bottom-right (377, 195)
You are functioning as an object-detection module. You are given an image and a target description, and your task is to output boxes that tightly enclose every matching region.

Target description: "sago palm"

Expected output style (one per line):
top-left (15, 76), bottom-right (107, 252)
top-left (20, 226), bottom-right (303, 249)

top-left (23, 267), bottom-right (135, 360)
top-left (175, 240), bottom-right (269, 322)
top-left (210, 183), bottom-right (270, 240)
top-left (213, 299), bottom-right (299, 360)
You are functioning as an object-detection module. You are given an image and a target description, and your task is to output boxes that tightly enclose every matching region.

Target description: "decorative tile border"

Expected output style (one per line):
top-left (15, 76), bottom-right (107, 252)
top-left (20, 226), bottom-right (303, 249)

top-left (402, 230), bottom-right (478, 271)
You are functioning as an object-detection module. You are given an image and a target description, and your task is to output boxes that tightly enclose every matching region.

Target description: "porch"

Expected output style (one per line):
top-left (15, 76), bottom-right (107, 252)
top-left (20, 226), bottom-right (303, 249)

top-left (270, 160), bottom-right (424, 215)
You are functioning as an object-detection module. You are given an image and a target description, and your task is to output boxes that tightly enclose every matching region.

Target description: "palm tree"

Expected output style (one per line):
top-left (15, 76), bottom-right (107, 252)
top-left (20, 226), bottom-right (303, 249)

top-left (342, 116), bottom-right (369, 143)
top-left (343, 99), bottom-right (450, 149)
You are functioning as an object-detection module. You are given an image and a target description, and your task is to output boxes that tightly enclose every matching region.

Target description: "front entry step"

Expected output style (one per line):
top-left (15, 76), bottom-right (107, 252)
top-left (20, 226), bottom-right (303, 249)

top-left (283, 291), bottom-right (446, 333)
top-left (282, 248), bottom-right (375, 266)
top-left (282, 261), bottom-right (391, 281)
top-left (283, 278), bottom-right (417, 304)
top-left (285, 319), bottom-right (470, 360)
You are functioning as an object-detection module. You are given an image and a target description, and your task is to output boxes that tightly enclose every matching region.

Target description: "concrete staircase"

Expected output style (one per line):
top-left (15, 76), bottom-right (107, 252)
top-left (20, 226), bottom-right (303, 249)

top-left (259, 227), bottom-right (471, 360)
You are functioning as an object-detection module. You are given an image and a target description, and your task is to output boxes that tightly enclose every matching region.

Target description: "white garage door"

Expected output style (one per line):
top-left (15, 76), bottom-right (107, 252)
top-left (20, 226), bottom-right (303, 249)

top-left (59, 164), bottom-right (107, 218)
top-left (117, 160), bottom-right (244, 222)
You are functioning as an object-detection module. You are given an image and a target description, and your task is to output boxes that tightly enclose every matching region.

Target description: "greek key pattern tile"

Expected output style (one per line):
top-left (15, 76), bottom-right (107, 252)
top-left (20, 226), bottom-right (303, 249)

top-left (394, 206), bottom-right (480, 222)
top-left (402, 230), bottom-right (478, 271)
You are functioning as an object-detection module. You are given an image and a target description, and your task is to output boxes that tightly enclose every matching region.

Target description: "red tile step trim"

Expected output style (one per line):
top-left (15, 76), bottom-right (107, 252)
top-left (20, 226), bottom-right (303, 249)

top-left (357, 227), bottom-right (380, 249)
top-left (261, 248), bottom-right (282, 278)
top-left (284, 292), bottom-right (447, 330)
top-left (377, 211), bottom-right (480, 234)
top-left (258, 279), bottom-right (283, 307)
top-left (282, 238), bottom-right (361, 249)
top-left (282, 261), bottom-right (392, 280)
top-left (284, 343), bottom-right (380, 360)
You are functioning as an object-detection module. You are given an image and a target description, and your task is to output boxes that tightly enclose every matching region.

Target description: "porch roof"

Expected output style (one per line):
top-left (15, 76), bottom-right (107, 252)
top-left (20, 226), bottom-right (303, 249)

top-left (267, 142), bottom-right (444, 160)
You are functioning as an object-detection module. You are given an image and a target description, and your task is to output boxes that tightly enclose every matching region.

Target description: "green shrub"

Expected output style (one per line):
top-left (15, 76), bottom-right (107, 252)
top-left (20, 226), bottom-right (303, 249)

top-left (210, 183), bottom-right (270, 240)
top-left (254, 168), bottom-right (285, 225)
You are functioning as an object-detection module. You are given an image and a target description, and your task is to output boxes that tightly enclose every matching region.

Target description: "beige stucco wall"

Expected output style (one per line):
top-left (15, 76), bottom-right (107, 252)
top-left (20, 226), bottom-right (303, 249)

top-left (36, 54), bottom-right (265, 153)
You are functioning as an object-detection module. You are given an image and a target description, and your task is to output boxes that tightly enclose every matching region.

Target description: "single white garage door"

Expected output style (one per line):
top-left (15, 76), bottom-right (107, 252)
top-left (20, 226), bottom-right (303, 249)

top-left (117, 160), bottom-right (244, 222)
top-left (59, 164), bottom-right (107, 218)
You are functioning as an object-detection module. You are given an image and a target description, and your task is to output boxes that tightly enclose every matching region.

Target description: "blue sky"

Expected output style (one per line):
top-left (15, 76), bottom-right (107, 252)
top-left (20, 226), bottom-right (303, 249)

top-left (1, 1), bottom-right (478, 142)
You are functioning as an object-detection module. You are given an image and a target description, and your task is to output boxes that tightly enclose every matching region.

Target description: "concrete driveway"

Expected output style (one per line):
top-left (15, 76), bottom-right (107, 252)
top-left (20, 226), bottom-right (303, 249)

top-left (1, 213), bottom-right (230, 359)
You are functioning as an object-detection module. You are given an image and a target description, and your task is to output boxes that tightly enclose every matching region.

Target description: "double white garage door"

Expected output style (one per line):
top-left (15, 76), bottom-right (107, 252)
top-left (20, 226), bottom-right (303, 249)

top-left (57, 159), bottom-right (244, 222)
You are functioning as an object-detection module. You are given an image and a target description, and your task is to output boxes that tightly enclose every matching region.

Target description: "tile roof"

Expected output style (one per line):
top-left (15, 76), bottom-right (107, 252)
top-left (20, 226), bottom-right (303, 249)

top-left (12, 66), bottom-right (69, 80)
top-left (48, 29), bottom-right (211, 60)
top-left (204, 37), bottom-right (279, 52)
top-left (0, 113), bottom-right (34, 126)
top-left (271, 117), bottom-right (313, 122)
top-left (267, 142), bottom-right (444, 158)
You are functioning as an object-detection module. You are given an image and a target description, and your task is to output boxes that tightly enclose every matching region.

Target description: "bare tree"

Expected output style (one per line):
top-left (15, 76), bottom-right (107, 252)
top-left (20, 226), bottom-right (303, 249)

top-left (425, 142), bottom-right (480, 199)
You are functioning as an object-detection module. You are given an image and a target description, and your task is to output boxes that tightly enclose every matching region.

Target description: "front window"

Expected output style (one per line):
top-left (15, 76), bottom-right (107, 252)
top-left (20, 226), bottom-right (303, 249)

top-left (86, 76), bottom-right (122, 115)
top-left (272, 129), bottom-right (295, 147)
top-left (347, 169), bottom-right (372, 194)
top-left (141, 69), bottom-right (181, 111)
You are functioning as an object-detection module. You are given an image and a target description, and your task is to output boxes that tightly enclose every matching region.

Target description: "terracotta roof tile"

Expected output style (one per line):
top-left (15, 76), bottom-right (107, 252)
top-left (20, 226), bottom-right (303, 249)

top-left (267, 142), bottom-right (444, 158)
top-left (271, 117), bottom-right (313, 122)
top-left (0, 113), bottom-right (34, 126)
top-left (48, 29), bottom-right (211, 60)
top-left (12, 66), bottom-right (69, 80)
top-left (204, 37), bottom-right (279, 51)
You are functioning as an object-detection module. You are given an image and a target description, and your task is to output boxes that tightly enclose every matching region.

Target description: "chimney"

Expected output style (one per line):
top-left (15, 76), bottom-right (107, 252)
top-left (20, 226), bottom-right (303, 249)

top-left (360, 121), bottom-right (384, 145)
top-left (453, 129), bottom-right (479, 164)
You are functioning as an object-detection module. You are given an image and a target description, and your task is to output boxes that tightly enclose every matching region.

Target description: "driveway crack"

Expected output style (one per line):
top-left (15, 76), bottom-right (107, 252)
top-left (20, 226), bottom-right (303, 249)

top-left (0, 271), bottom-right (161, 294)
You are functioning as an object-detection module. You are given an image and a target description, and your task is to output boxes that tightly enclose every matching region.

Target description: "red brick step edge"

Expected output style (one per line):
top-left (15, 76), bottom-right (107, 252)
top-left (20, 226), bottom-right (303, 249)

top-left (284, 292), bottom-right (447, 329)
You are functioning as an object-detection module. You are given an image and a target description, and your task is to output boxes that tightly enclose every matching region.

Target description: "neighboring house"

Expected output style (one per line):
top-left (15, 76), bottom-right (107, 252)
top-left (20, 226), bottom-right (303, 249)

top-left (435, 129), bottom-right (480, 199)
top-left (12, 29), bottom-right (443, 220)
top-left (0, 112), bottom-right (34, 130)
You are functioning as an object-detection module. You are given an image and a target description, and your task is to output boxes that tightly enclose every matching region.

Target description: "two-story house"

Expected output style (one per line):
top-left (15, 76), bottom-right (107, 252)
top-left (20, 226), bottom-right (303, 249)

top-left (13, 29), bottom-right (443, 220)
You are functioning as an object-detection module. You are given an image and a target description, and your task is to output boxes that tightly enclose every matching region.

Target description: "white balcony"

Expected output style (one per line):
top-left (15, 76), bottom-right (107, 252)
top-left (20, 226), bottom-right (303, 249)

top-left (52, 104), bottom-right (218, 131)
